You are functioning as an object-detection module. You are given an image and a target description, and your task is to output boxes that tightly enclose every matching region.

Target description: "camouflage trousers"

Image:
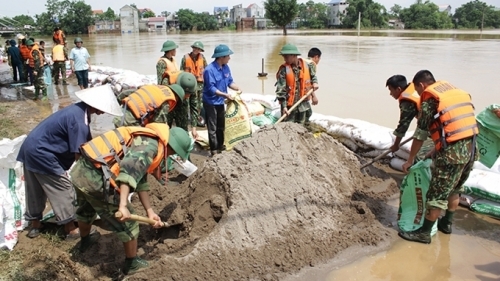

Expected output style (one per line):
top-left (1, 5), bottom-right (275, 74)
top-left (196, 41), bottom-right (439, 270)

top-left (284, 107), bottom-right (307, 125)
top-left (167, 101), bottom-right (189, 131)
top-left (426, 161), bottom-right (473, 210)
top-left (52, 61), bottom-right (66, 83)
top-left (34, 69), bottom-right (46, 96)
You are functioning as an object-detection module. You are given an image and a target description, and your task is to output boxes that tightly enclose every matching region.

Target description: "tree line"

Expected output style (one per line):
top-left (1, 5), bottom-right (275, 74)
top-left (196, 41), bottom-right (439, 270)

top-left (1, 0), bottom-right (499, 35)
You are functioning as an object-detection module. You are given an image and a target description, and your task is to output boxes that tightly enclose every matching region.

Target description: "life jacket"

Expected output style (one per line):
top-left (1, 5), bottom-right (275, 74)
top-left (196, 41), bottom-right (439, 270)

top-left (80, 123), bottom-right (169, 192)
top-left (20, 45), bottom-right (31, 61)
top-left (122, 85), bottom-right (178, 125)
top-left (53, 30), bottom-right (64, 44)
top-left (421, 80), bottom-right (478, 151)
top-left (183, 53), bottom-right (204, 82)
top-left (158, 57), bottom-right (179, 75)
top-left (276, 58), bottom-right (312, 107)
top-left (52, 44), bottom-right (65, 62)
top-left (160, 70), bottom-right (191, 100)
top-left (398, 82), bottom-right (421, 113)
top-left (29, 44), bottom-right (44, 68)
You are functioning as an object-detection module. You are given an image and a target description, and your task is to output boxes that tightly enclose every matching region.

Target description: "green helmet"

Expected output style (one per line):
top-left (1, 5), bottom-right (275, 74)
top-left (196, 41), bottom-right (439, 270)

top-left (74, 37), bottom-right (83, 44)
top-left (168, 84), bottom-right (185, 102)
top-left (176, 72), bottom-right (196, 94)
top-left (25, 40), bottom-right (35, 46)
top-left (191, 41), bottom-right (204, 52)
top-left (161, 40), bottom-right (178, 52)
top-left (279, 44), bottom-right (301, 55)
top-left (212, 44), bottom-right (233, 58)
top-left (168, 127), bottom-right (192, 160)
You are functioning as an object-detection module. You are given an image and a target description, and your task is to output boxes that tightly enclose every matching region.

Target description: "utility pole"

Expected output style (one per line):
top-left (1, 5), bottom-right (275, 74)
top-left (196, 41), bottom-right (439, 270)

top-left (480, 7), bottom-right (485, 33)
top-left (357, 12), bottom-right (361, 36)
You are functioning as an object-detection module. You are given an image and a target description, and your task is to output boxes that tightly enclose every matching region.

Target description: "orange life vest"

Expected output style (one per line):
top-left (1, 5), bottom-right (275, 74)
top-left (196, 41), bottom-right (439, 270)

top-left (421, 80), bottom-right (478, 151)
top-left (398, 82), bottom-right (421, 113)
top-left (161, 70), bottom-right (191, 99)
top-left (122, 85), bottom-right (178, 125)
top-left (20, 45), bottom-right (31, 61)
top-left (53, 30), bottom-right (64, 44)
top-left (80, 123), bottom-right (169, 191)
top-left (52, 44), bottom-right (65, 62)
top-left (183, 53), bottom-right (204, 82)
top-left (29, 44), bottom-right (44, 68)
top-left (277, 58), bottom-right (313, 107)
top-left (159, 57), bottom-right (178, 73)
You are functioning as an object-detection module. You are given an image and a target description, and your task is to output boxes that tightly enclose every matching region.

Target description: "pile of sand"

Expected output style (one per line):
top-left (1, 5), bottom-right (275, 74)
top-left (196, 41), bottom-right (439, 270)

top-left (127, 123), bottom-right (398, 280)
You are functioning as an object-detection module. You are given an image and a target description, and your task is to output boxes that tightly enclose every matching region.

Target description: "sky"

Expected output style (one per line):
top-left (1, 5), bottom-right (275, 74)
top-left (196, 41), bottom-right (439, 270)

top-left (1, 0), bottom-right (499, 18)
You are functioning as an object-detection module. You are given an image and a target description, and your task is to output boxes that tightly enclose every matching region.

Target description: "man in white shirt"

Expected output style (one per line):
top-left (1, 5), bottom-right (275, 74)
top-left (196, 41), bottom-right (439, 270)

top-left (69, 37), bottom-right (91, 89)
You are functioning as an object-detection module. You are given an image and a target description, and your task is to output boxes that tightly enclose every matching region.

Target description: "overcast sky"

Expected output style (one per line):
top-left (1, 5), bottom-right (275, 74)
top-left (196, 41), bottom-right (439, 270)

top-left (2, 0), bottom-right (499, 18)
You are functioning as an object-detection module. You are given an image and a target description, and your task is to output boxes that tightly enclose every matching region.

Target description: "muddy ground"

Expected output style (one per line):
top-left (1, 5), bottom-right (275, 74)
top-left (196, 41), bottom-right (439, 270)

top-left (0, 65), bottom-right (401, 281)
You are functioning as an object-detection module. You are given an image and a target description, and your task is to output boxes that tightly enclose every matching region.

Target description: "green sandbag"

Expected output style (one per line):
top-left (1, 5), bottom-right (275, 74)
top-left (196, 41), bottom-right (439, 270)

top-left (476, 104), bottom-right (500, 168)
top-left (397, 159), bottom-right (438, 236)
top-left (470, 199), bottom-right (500, 219)
top-left (252, 113), bottom-right (277, 127)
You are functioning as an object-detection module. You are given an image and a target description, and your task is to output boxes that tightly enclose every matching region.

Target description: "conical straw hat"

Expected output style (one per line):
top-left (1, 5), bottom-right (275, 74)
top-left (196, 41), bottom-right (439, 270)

top-left (75, 84), bottom-right (123, 116)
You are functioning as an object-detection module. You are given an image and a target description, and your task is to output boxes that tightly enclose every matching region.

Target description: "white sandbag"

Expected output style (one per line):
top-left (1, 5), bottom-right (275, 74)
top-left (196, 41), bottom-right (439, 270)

top-left (470, 199), bottom-right (500, 219)
top-left (390, 157), bottom-right (406, 171)
top-left (0, 136), bottom-right (28, 251)
top-left (459, 194), bottom-right (476, 208)
top-left (394, 149), bottom-right (410, 161)
top-left (473, 159), bottom-right (500, 174)
top-left (463, 169), bottom-right (500, 203)
top-left (240, 93), bottom-right (280, 110)
top-left (359, 149), bottom-right (387, 158)
top-left (245, 101), bottom-right (265, 117)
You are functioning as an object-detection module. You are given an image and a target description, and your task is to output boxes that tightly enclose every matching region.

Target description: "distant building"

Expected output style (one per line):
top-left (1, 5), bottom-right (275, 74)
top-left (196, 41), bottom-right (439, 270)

top-left (120, 5), bottom-right (139, 33)
top-left (229, 3), bottom-right (267, 29)
top-left (214, 6), bottom-right (230, 27)
top-left (246, 3), bottom-right (264, 18)
top-left (327, 0), bottom-right (349, 26)
top-left (147, 17), bottom-right (166, 31)
top-left (92, 10), bottom-right (103, 18)
top-left (388, 19), bottom-right (405, 29)
top-left (166, 13), bottom-right (179, 29)
top-left (138, 8), bottom-right (153, 18)
top-left (230, 4), bottom-right (247, 23)
top-left (438, 4), bottom-right (452, 15)
top-left (88, 20), bottom-right (121, 34)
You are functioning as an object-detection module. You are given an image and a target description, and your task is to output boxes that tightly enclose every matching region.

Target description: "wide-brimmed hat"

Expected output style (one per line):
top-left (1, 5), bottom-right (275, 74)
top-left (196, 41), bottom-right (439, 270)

top-left (75, 84), bottom-right (123, 116)
top-left (212, 44), bottom-right (233, 58)
top-left (168, 127), bottom-right (191, 160)
top-left (161, 40), bottom-right (178, 52)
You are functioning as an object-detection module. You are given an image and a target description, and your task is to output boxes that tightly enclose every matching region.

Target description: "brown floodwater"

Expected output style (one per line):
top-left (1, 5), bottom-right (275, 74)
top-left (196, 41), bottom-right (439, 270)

top-left (6, 29), bottom-right (500, 280)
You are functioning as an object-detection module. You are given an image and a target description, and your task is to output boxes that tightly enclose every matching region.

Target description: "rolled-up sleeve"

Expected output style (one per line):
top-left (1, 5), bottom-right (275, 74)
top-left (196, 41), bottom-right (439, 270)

top-left (413, 99), bottom-right (437, 141)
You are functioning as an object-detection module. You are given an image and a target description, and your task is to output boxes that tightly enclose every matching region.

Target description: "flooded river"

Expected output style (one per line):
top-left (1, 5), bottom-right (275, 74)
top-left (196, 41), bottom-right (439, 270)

top-left (13, 29), bottom-right (500, 280)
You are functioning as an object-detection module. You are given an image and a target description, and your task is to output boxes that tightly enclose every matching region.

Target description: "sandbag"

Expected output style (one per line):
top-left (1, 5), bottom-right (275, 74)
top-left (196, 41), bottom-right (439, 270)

top-left (470, 199), bottom-right (500, 219)
top-left (390, 157), bottom-right (406, 171)
top-left (397, 159), bottom-right (437, 236)
top-left (224, 95), bottom-right (252, 150)
top-left (245, 102), bottom-right (265, 117)
top-left (459, 194), bottom-right (476, 208)
top-left (463, 169), bottom-right (500, 203)
top-left (240, 93), bottom-right (280, 110)
top-left (252, 113), bottom-right (277, 127)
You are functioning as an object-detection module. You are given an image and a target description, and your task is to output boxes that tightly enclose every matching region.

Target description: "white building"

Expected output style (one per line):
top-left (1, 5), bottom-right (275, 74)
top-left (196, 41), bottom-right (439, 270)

top-left (327, 0), bottom-right (349, 26)
top-left (246, 3), bottom-right (265, 18)
top-left (120, 5), bottom-right (139, 33)
top-left (229, 3), bottom-right (265, 24)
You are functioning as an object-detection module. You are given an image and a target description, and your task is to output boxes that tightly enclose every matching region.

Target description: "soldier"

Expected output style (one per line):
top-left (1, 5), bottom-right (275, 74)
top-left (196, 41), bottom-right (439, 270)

top-left (400, 70), bottom-right (478, 244)
top-left (156, 40), bottom-right (179, 86)
top-left (26, 40), bottom-right (46, 99)
top-left (386, 75), bottom-right (420, 152)
top-left (303, 48), bottom-right (321, 126)
top-left (52, 40), bottom-right (68, 85)
top-left (71, 125), bottom-right (191, 275)
top-left (275, 44), bottom-right (318, 125)
top-left (180, 41), bottom-right (208, 127)
top-left (112, 84), bottom-right (185, 127)
top-left (53, 27), bottom-right (66, 44)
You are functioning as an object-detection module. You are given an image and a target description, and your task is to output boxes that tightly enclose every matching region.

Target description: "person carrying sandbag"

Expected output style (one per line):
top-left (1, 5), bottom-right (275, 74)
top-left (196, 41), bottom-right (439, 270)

top-left (399, 70), bottom-right (479, 244)
top-left (275, 44), bottom-right (318, 125)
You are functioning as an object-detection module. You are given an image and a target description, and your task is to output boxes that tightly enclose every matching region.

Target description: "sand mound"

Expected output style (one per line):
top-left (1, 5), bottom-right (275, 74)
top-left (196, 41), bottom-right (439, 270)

top-left (128, 123), bottom-right (398, 280)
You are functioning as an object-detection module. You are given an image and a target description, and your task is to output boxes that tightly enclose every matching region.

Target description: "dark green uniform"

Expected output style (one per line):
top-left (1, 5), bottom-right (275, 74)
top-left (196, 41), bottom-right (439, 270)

top-left (180, 53), bottom-right (208, 120)
top-left (112, 89), bottom-right (171, 128)
top-left (53, 46), bottom-right (68, 85)
top-left (413, 98), bottom-right (477, 210)
top-left (394, 101), bottom-right (419, 138)
top-left (275, 61), bottom-right (318, 125)
top-left (71, 135), bottom-right (160, 242)
top-left (156, 57), bottom-right (171, 86)
top-left (32, 48), bottom-right (46, 98)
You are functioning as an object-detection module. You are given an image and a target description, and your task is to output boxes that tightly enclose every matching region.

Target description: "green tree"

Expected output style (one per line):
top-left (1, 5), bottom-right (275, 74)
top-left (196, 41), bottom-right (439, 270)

top-left (102, 7), bottom-right (117, 21)
top-left (36, 0), bottom-right (94, 35)
top-left (399, 0), bottom-right (453, 29)
top-left (453, 0), bottom-right (500, 29)
top-left (177, 9), bottom-right (196, 30)
top-left (176, 9), bottom-right (218, 31)
top-left (389, 4), bottom-right (402, 18)
top-left (11, 15), bottom-right (36, 28)
top-left (264, 0), bottom-right (299, 35)
top-left (142, 11), bottom-right (156, 18)
top-left (342, 0), bottom-right (388, 28)
top-left (297, 1), bottom-right (329, 29)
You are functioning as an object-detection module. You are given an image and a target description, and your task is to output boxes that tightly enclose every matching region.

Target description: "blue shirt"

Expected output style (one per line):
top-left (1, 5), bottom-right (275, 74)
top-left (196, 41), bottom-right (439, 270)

top-left (69, 47), bottom-right (90, 71)
top-left (202, 61), bottom-right (234, 105)
top-left (7, 46), bottom-right (22, 64)
top-left (17, 102), bottom-right (92, 176)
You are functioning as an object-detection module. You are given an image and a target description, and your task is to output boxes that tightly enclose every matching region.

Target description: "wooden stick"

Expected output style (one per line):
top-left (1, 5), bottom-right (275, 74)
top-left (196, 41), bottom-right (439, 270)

top-left (360, 137), bottom-right (413, 169)
top-left (276, 89), bottom-right (315, 124)
top-left (115, 211), bottom-right (168, 227)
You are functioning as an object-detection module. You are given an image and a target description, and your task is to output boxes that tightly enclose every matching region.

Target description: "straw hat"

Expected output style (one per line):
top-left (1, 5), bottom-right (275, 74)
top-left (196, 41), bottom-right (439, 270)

top-left (75, 84), bottom-right (123, 116)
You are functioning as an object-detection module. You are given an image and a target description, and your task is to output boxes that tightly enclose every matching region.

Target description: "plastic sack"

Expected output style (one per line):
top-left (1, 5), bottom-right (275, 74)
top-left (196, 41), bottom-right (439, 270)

top-left (397, 159), bottom-right (437, 236)
top-left (224, 94), bottom-right (252, 150)
top-left (470, 199), bottom-right (500, 219)
top-left (463, 169), bottom-right (500, 203)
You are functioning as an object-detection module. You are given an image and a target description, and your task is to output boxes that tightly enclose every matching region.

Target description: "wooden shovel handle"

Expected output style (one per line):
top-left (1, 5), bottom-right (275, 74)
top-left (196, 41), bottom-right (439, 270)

top-left (115, 211), bottom-right (166, 227)
top-left (276, 88), bottom-right (315, 124)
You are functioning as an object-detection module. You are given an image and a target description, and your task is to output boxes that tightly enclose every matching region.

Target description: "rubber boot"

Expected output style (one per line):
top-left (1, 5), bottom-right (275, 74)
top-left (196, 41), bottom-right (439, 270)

top-left (34, 88), bottom-right (40, 100)
top-left (437, 218), bottom-right (452, 234)
top-left (41, 88), bottom-right (48, 101)
top-left (123, 256), bottom-right (149, 275)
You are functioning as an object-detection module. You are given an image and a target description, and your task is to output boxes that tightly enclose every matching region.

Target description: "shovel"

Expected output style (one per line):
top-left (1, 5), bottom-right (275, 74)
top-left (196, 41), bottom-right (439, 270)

top-left (115, 211), bottom-right (174, 228)
top-left (275, 89), bottom-right (314, 124)
top-left (360, 137), bottom-right (413, 169)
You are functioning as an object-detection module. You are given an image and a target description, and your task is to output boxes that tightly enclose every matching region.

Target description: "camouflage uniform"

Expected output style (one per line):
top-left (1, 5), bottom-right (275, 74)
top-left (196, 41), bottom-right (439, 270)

top-left (53, 47), bottom-right (68, 85)
top-left (112, 89), bottom-right (171, 128)
top-left (275, 61), bottom-right (318, 125)
top-left (304, 59), bottom-right (317, 126)
top-left (393, 101), bottom-right (419, 138)
top-left (71, 135), bottom-right (160, 243)
top-left (156, 58), bottom-right (170, 86)
top-left (180, 54), bottom-right (208, 119)
top-left (413, 98), bottom-right (478, 210)
top-left (32, 49), bottom-right (46, 97)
